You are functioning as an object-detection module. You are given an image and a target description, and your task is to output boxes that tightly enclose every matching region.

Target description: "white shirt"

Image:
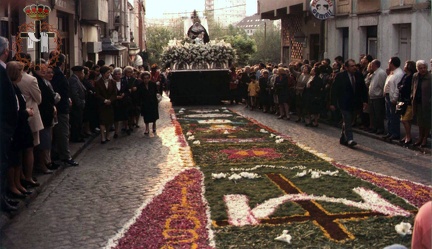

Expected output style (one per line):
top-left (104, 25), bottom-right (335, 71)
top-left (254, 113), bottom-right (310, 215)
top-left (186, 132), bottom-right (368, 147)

top-left (384, 67), bottom-right (404, 102)
top-left (369, 67), bottom-right (387, 99)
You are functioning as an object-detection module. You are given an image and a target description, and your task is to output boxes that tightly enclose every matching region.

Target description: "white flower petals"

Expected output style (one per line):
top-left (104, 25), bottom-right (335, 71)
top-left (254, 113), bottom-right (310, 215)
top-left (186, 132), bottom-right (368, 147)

top-left (211, 172), bottom-right (261, 180)
top-left (296, 169), bottom-right (339, 178)
top-left (275, 230), bottom-right (292, 244)
top-left (187, 135), bottom-right (195, 140)
top-left (186, 131), bottom-right (193, 136)
top-left (259, 129), bottom-right (269, 133)
top-left (223, 130), bottom-right (230, 134)
top-left (395, 222), bottom-right (412, 236)
top-left (193, 140), bottom-right (201, 145)
top-left (275, 139), bottom-right (284, 144)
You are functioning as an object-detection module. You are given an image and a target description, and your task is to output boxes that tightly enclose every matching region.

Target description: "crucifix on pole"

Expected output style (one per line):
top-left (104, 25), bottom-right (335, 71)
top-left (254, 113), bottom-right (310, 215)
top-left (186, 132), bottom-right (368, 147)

top-left (20, 3), bottom-right (56, 65)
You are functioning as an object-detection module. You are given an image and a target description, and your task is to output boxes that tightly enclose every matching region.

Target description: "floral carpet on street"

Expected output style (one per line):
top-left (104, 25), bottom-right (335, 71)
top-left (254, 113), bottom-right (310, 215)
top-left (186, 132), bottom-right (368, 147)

top-left (110, 107), bottom-right (431, 248)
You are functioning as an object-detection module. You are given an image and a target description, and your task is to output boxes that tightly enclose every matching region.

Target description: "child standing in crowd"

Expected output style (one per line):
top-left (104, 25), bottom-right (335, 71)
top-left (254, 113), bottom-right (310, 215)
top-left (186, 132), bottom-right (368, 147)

top-left (248, 75), bottom-right (260, 111)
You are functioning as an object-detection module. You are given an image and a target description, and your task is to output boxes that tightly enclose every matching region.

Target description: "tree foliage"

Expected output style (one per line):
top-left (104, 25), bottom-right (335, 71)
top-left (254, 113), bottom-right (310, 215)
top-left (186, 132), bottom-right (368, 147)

top-left (145, 26), bottom-right (176, 65)
top-left (250, 23), bottom-right (281, 65)
top-left (224, 34), bottom-right (256, 67)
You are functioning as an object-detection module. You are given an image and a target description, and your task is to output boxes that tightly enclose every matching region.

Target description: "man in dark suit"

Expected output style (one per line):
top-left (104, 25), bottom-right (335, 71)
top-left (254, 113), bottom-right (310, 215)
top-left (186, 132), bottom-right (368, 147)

top-left (50, 52), bottom-right (79, 166)
top-left (68, 66), bottom-right (86, 143)
top-left (330, 59), bottom-right (368, 147)
top-left (0, 36), bottom-right (19, 211)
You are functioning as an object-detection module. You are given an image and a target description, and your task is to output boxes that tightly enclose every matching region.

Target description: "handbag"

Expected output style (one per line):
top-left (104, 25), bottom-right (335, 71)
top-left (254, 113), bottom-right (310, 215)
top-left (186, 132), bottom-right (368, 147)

top-left (156, 93), bottom-right (162, 103)
top-left (395, 101), bottom-right (407, 115)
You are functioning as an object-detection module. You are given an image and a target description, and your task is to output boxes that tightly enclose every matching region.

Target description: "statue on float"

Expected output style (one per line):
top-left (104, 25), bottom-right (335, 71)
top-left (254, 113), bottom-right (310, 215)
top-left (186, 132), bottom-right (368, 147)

top-left (186, 10), bottom-right (210, 44)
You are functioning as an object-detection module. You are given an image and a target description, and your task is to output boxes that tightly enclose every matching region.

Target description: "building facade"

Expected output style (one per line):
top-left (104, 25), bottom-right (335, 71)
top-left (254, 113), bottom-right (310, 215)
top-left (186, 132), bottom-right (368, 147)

top-left (236, 14), bottom-right (273, 36)
top-left (0, 0), bottom-right (146, 70)
top-left (327, 0), bottom-right (431, 64)
top-left (259, 0), bottom-right (431, 64)
top-left (206, 0), bottom-right (246, 27)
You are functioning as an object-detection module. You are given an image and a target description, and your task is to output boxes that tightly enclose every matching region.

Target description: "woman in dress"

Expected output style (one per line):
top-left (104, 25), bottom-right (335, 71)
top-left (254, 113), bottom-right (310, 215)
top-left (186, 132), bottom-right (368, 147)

top-left (290, 64), bottom-right (311, 122)
top-left (274, 67), bottom-right (290, 119)
top-left (32, 63), bottom-right (56, 174)
top-left (6, 61), bottom-right (35, 198)
top-left (305, 66), bottom-right (324, 127)
top-left (94, 66), bottom-right (117, 143)
top-left (137, 71), bottom-right (159, 135)
top-left (397, 61), bottom-right (416, 145)
top-left (112, 67), bottom-right (130, 138)
top-left (411, 60), bottom-right (431, 148)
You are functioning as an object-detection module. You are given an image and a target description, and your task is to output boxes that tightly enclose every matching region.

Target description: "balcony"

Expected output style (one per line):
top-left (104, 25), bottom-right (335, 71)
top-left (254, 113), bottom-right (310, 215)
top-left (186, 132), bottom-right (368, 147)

top-left (259, 0), bottom-right (307, 20)
top-left (81, 0), bottom-right (109, 24)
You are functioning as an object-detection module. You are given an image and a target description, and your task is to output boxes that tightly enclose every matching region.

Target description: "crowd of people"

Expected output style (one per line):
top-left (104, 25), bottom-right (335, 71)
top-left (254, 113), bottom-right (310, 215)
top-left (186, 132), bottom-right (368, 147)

top-left (0, 36), bottom-right (164, 212)
top-left (228, 56), bottom-right (431, 148)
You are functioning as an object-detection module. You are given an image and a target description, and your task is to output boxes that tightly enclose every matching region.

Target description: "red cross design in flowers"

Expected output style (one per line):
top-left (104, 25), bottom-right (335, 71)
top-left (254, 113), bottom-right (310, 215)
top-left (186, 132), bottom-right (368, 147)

top-left (221, 148), bottom-right (282, 160)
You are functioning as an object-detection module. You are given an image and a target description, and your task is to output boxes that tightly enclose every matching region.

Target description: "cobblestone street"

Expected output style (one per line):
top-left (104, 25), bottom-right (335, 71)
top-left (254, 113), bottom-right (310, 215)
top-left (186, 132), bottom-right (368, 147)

top-left (0, 98), bottom-right (430, 249)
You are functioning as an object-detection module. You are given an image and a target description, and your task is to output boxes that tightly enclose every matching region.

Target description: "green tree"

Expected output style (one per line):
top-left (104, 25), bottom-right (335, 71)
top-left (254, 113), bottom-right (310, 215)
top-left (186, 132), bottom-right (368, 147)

top-left (224, 34), bottom-right (256, 67)
top-left (145, 26), bottom-right (176, 65)
top-left (250, 22), bottom-right (281, 65)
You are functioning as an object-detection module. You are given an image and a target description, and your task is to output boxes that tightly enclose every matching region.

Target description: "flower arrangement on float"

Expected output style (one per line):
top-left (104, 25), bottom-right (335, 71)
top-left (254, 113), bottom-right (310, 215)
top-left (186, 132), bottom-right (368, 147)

top-left (161, 39), bottom-right (236, 70)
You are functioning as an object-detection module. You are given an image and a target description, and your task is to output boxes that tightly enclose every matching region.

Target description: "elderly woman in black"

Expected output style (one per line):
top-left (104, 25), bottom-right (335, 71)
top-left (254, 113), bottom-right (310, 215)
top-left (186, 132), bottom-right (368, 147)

top-left (94, 66), bottom-right (117, 143)
top-left (6, 61), bottom-right (34, 199)
top-left (112, 67), bottom-right (131, 138)
top-left (137, 71), bottom-right (159, 135)
top-left (32, 63), bottom-right (56, 174)
top-left (412, 60), bottom-right (431, 148)
top-left (304, 65), bottom-right (324, 127)
top-left (274, 67), bottom-right (290, 120)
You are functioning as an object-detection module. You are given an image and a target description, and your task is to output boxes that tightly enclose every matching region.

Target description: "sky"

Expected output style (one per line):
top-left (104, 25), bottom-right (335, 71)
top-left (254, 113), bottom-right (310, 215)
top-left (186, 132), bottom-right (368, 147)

top-left (143, 0), bottom-right (258, 19)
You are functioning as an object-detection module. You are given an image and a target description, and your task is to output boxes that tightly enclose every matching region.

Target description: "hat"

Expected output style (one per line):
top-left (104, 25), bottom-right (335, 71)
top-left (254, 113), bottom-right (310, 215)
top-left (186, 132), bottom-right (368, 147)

top-left (71, 66), bottom-right (84, 72)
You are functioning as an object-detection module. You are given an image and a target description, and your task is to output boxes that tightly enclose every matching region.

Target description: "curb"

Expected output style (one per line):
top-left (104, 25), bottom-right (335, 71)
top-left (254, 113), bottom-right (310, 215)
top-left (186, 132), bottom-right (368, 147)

top-left (0, 134), bottom-right (98, 231)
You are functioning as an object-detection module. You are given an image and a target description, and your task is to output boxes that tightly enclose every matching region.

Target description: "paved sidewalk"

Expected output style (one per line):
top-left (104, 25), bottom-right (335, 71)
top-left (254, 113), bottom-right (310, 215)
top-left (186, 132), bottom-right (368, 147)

top-left (0, 126), bottom-right (97, 230)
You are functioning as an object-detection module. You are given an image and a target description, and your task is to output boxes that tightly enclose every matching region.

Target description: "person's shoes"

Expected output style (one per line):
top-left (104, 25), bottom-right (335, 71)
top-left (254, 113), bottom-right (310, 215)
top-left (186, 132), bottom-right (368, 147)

top-left (47, 162), bottom-right (61, 170)
top-left (101, 140), bottom-right (106, 144)
top-left (153, 129), bottom-right (156, 133)
top-left (388, 135), bottom-right (400, 141)
top-left (113, 133), bottom-right (118, 139)
top-left (36, 168), bottom-right (53, 174)
top-left (144, 131), bottom-right (149, 135)
top-left (1, 197), bottom-right (18, 212)
top-left (70, 138), bottom-right (85, 143)
top-left (135, 124), bottom-right (140, 128)
top-left (340, 135), bottom-right (347, 145)
top-left (62, 159), bottom-right (79, 166)
top-left (277, 115), bottom-right (285, 119)
top-left (311, 123), bottom-right (319, 127)
top-left (403, 139), bottom-right (412, 146)
top-left (382, 133), bottom-right (392, 139)
top-left (20, 190), bottom-right (33, 196)
top-left (21, 179), bottom-right (40, 188)
top-left (368, 128), bottom-right (377, 133)
top-left (305, 123), bottom-right (311, 127)
top-left (295, 118), bottom-right (301, 123)
top-left (106, 138), bottom-right (111, 142)
top-left (419, 144), bottom-right (429, 148)
top-left (7, 190), bottom-right (26, 199)
top-left (414, 141), bottom-right (422, 146)
top-left (3, 195), bottom-right (19, 206)
top-left (375, 130), bottom-right (384, 135)
top-left (347, 140), bottom-right (357, 147)
top-left (126, 129), bottom-right (131, 135)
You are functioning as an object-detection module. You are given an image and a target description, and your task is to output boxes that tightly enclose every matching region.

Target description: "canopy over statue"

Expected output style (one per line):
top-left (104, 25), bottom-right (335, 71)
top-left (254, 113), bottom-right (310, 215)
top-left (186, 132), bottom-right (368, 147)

top-left (185, 10), bottom-right (210, 44)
